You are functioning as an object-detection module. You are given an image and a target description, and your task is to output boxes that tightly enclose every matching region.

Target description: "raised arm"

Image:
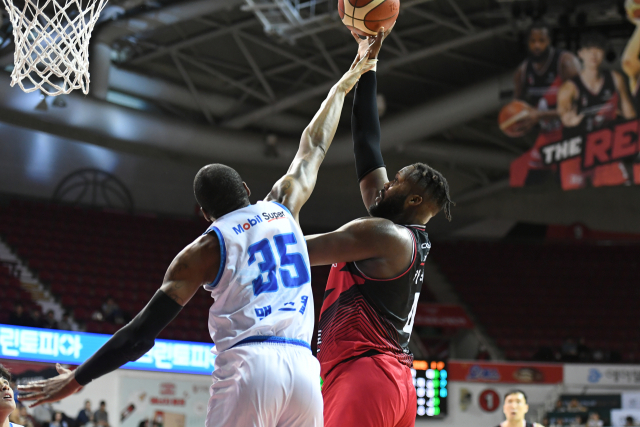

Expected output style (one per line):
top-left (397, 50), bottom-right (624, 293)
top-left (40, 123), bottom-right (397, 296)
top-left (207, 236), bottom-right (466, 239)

top-left (622, 24), bottom-right (640, 93)
top-left (613, 70), bottom-right (637, 119)
top-left (351, 29), bottom-right (392, 209)
top-left (265, 46), bottom-right (379, 222)
top-left (19, 235), bottom-right (221, 406)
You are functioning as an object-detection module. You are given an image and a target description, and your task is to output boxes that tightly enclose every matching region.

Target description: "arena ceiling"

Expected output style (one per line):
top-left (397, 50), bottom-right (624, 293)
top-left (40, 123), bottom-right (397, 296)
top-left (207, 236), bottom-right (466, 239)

top-left (0, 0), bottom-right (633, 205)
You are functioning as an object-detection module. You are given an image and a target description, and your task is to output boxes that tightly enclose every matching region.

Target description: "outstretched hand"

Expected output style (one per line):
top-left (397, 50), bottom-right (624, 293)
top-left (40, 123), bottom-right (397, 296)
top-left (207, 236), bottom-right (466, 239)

top-left (351, 25), bottom-right (394, 62)
top-left (18, 363), bottom-right (82, 407)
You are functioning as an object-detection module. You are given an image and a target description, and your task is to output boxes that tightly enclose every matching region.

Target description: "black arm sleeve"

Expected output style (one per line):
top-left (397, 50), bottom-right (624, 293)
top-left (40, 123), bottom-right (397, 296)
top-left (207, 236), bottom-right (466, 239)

top-left (74, 290), bottom-right (183, 385)
top-left (352, 70), bottom-right (384, 182)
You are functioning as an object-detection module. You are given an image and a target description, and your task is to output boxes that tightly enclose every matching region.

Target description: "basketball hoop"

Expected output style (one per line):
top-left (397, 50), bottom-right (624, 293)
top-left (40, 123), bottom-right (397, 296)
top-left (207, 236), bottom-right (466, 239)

top-left (2, 0), bottom-right (108, 95)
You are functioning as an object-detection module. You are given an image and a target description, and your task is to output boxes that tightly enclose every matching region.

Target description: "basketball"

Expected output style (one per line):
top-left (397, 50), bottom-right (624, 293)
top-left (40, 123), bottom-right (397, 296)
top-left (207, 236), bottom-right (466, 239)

top-left (627, 0), bottom-right (640, 22)
top-left (498, 100), bottom-right (533, 138)
top-left (338, 0), bottom-right (400, 37)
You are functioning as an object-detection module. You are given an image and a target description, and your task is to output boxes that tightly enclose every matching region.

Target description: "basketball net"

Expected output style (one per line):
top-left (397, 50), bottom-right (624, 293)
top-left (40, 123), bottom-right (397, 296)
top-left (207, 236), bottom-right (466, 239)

top-left (2, 0), bottom-right (108, 96)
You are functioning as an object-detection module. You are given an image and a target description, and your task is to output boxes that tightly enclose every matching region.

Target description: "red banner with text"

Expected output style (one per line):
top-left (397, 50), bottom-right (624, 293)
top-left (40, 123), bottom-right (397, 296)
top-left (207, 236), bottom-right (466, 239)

top-left (449, 360), bottom-right (564, 384)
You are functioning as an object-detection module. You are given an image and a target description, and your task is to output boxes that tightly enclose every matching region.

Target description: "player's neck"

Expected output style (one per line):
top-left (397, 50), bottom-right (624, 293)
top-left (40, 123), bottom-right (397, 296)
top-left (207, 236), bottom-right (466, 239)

top-left (504, 419), bottom-right (525, 427)
top-left (581, 67), bottom-right (601, 83)
top-left (1, 413), bottom-right (11, 427)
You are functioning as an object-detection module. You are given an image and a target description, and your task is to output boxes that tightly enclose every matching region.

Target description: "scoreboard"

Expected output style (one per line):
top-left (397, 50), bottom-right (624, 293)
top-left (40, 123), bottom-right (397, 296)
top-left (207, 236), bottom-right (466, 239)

top-left (412, 360), bottom-right (448, 418)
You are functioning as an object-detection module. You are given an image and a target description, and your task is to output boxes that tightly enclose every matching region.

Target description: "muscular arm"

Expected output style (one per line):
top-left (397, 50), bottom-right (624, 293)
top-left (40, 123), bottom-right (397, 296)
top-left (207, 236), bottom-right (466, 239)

top-left (557, 80), bottom-right (582, 127)
top-left (613, 70), bottom-right (637, 119)
top-left (265, 53), bottom-right (377, 222)
top-left (623, 25), bottom-right (640, 93)
top-left (19, 235), bottom-right (221, 405)
top-left (305, 218), bottom-right (413, 279)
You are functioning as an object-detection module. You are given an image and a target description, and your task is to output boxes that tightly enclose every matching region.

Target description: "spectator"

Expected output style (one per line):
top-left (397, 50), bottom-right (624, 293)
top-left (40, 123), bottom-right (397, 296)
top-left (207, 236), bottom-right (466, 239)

top-left (57, 313), bottom-right (74, 331)
top-left (8, 304), bottom-right (32, 327)
top-left (561, 338), bottom-right (578, 362)
top-left (586, 413), bottom-right (603, 427)
top-left (32, 402), bottom-right (54, 427)
top-left (569, 415), bottom-right (584, 427)
top-left (94, 402), bottom-right (108, 427)
top-left (42, 311), bottom-right (57, 330)
top-left (625, 416), bottom-right (636, 426)
top-left (30, 309), bottom-right (45, 329)
top-left (76, 400), bottom-right (93, 427)
top-left (555, 400), bottom-right (566, 412)
top-left (567, 399), bottom-right (586, 412)
top-left (49, 412), bottom-right (68, 427)
top-left (577, 338), bottom-right (591, 362)
top-left (476, 344), bottom-right (491, 360)
top-left (101, 298), bottom-right (122, 324)
top-left (1, 364), bottom-right (16, 427)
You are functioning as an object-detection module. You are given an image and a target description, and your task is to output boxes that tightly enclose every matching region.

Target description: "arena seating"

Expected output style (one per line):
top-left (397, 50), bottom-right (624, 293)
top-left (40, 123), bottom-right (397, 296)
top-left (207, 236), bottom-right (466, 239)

top-left (430, 240), bottom-right (640, 362)
top-left (0, 263), bottom-right (37, 324)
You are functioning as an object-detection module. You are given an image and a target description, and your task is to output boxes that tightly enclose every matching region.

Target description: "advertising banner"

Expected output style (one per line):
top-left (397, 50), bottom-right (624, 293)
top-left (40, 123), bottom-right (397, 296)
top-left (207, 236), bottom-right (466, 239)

top-left (119, 375), bottom-right (211, 427)
top-left (623, 392), bottom-right (640, 409)
top-left (0, 324), bottom-right (215, 375)
top-left (449, 360), bottom-right (563, 384)
top-left (564, 364), bottom-right (640, 386)
top-left (502, 15), bottom-right (640, 191)
top-left (414, 304), bottom-right (473, 329)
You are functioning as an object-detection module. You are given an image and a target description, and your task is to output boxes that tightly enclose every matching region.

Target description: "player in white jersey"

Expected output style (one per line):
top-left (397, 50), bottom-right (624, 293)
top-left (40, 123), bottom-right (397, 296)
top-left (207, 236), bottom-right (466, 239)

top-left (19, 35), bottom-right (383, 427)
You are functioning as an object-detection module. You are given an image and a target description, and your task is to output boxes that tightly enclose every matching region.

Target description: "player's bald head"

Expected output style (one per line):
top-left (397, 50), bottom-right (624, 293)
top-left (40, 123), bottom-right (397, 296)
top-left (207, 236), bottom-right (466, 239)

top-left (194, 164), bottom-right (250, 220)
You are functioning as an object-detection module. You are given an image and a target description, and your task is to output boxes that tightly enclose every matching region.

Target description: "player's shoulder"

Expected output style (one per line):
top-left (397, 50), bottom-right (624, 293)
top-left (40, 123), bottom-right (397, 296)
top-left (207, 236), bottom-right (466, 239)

top-left (345, 217), bottom-right (413, 242)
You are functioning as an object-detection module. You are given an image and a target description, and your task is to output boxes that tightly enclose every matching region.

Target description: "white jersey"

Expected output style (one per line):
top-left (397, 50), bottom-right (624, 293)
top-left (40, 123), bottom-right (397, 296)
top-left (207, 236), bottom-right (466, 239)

top-left (203, 201), bottom-right (314, 354)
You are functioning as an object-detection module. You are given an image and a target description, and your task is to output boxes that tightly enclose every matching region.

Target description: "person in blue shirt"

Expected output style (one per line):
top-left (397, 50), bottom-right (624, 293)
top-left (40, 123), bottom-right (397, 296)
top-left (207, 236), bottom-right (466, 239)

top-left (1, 364), bottom-right (23, 427)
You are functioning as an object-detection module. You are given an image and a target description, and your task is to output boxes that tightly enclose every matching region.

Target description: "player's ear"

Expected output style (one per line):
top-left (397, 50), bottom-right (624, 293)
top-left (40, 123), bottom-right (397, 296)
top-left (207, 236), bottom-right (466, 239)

top-left (407, 194), bottom-right (423, 206)
top-left (243, 182), bottom-right (251, 197)
top-left (200, 207), bottom-right (213, 223)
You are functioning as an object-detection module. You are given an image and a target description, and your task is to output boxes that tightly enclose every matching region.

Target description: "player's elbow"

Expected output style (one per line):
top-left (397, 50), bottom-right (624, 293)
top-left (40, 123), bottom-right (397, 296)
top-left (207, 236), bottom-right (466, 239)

top-left (112, 324), bottom-right (156, 362)
top-left (622, 58), bottom-right (640, 77)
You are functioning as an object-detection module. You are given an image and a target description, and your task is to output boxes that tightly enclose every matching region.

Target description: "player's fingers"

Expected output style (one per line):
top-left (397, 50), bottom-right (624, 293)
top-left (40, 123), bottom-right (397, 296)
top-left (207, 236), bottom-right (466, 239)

top-left (55, 363), bottom-right (71, 374)
top-left (18, 391), bottom-right (47, 401)
top-left (351, 31), bottom-right (361, 43)
top-left (18, 383), bottom-right (46, 392)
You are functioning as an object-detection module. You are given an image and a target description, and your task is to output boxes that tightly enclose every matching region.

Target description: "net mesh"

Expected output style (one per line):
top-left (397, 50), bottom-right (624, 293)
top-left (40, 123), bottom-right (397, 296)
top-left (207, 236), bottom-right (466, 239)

top-left (2, 0), bottom-right (108, 95)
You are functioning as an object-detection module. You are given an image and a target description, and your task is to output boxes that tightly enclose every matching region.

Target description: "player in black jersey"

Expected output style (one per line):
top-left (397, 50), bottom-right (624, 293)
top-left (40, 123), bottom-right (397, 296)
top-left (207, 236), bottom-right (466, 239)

top-left (496, 390), bottom-right (544, 427)
top-left (622, 7), bottom-right (640, 184)
top-left (558, 32), bottom-right (636, 188)
top-left (304, 29), bottom-right (453, 427)
top-left (513, 22), bottom-right (580, 134)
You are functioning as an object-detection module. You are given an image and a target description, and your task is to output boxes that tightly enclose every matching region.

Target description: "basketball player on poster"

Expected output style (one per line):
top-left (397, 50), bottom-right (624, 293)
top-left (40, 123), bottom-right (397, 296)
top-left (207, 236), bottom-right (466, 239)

top-left (557, 32), bottom-right (636, 188)
top-left (18, 45), bottom-right (380, 427)
top-left (509, 22), bottom-right (581, 187)
top-left (305, 30), bottom-right (454, 427)
top-left (621, 3), bottom-right (640, 184)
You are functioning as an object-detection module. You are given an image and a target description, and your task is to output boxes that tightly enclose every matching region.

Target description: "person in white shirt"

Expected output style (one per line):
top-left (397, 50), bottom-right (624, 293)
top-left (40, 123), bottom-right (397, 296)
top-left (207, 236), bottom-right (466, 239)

top-left (496, 390), bottom-right (545, 427)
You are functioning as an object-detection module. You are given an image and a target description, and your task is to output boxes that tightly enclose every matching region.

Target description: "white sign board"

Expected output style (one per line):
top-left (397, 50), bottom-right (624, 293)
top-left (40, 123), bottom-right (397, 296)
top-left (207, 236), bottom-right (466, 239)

top-left (623, 393), bottom-right (640, 410)
top-left (610, 409), bottom-right (640, 427)
top-left (564, 364), bottom-right (640, 386)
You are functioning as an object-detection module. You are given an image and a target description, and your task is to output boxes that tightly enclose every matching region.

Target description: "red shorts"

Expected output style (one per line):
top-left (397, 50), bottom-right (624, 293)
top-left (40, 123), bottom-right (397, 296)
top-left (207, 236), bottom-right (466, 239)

top-left (322, 354), bottom-right (416, 427)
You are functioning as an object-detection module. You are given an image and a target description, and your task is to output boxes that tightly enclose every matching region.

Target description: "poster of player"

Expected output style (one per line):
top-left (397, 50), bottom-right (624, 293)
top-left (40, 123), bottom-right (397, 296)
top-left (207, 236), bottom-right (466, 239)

top-left (502, 3), bottom-right (640, 190)
top-left (119, 375), bottom-right (211, 427)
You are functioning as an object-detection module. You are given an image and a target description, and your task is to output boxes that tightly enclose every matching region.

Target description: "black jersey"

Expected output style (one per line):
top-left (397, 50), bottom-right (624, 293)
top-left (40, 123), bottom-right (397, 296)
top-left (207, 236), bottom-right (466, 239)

top-left (520, 48), bottom-right (565, 132)
top-left (317, 224), bottom-right (430, 379)
top-left (572, 71), bottom-right (619, 133)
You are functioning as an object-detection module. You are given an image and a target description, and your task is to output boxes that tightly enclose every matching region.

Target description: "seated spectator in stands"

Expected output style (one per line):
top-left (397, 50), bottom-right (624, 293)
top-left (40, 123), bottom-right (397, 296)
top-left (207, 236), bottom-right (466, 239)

top-left (76, 400), bottom-right (93, 427)
top-left (94, 401), bottom-right (109, 427)
top-left (577, 338), bottom-right (591, 362)
top-left (586, 413), bottom-right (603, 427)
top-left (8, 304), bottom-right (32, 327)
top-left (561, 338), bottom-right (578, 362)
top-left (625, 416), bottom-right (637, 426)
top-left (57, 313), bottom-right (73, 331)
top-left (49, 412), bottom-right (68, 427)
top-left (42, 311), bottom-right (57, 330)
top-left (101, 298), bottom-right (123, 324)
top-left (567, 399), bottom-right (586, 412)
top-left (569, 415), bottom-right (584, 427)
top-left (30, 309), bottom-right (45, 329)
top-left (32, 402), bottom-right (54, 427)
top-left (555, 400), bottom-right (566, 412)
